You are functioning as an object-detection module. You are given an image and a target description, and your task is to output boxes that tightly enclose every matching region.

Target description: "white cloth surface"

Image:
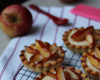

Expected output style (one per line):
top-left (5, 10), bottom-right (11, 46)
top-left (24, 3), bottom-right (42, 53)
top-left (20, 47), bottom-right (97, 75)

top-left (0, 5), bottom-right (100, 80)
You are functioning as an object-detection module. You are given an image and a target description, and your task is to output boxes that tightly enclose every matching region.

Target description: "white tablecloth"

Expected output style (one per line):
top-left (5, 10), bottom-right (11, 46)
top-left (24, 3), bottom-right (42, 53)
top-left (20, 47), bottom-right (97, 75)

top-left (0, 4), bottom-right (100, 80)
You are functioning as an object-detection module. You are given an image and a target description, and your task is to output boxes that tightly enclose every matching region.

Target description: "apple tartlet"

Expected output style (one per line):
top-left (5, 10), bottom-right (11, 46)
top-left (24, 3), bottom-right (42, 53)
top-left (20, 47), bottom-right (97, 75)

top-left (81, 44), bottom-right (100, 80)
top-left (62, 26), bottom-right (100, 54)
top-left (35, 66), bottom-right (90, 80)
top-left (20, 39), bottom-right (65, 73)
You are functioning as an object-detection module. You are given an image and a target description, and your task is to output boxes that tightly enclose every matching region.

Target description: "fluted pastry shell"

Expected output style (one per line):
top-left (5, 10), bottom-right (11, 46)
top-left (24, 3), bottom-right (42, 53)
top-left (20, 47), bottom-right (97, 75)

top-left (62, 27), bottom-right (100, 54)
top-left (20, 44), bottom-right (65, 73)
top-left (81, 49), bottom-right (100, 80)
top-left (35, 66), bottom-right (90, 80)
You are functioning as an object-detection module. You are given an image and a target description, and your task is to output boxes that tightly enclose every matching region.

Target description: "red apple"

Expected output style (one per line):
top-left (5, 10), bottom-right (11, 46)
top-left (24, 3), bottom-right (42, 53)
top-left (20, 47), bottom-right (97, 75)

top-left (0, 4), bottom-right (33, 37)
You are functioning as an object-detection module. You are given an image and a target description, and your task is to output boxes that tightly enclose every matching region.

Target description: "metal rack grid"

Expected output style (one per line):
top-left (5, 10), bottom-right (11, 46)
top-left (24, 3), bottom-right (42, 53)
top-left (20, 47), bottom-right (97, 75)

top-left (13, 43), bottom-right (84, 80)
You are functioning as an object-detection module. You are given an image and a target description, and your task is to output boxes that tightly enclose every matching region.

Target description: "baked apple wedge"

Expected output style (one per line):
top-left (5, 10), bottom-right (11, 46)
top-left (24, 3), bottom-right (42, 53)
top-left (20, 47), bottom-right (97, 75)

top-left (30, 53), bottom-right (43, 63)
top-left (64, 68), bottom-right (81, 80)
top-left (30, 44), bottom-right (36, 49)
top-left (63, 71), bottom-right (71, 80)
top-left (37, 44), bottom-right (58, 64)
top-left (86, 33), bottom-right (94, 47)
top-left (89, 50), bottom-right (95, 56)
top-left (35, 39), bottom-right (51, 58)
top-left (37, 48), bottom-right (58, 64)
top-left (87, 53), bottom-right (100, 70)
top-left (95, 45), bottom-right (100, 59)
top-left (49, 43), bottom-right (57, 53)
top-left (56, 67), bottom-right (67, 80)
top-left (25, 46), bottom-right (39, 54)
top-left (93, 33), bottom-right (100, 41)
top-left (46, 72), bottom-right (57, 79)
top-left (71, 26), bottom-right (94, 41)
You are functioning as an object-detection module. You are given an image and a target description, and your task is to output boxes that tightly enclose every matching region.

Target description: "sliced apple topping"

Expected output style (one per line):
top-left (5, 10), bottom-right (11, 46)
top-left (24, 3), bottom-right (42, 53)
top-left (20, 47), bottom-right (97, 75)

top-left (93, 33), bottom-right (100, 41)
top-left (66, 70), bottom-right (78, 80)
top-left (24, 51), bottom-right (34, 62)
top-left (89, 50), bottom-right (95, 56)
top-left (63, 71), bottom-right (71, 80)
top-left (35, 39), bottom-right (51, 58)
top-left (37, 57), bottom-right (49, 64)
top-left (42, 76), bottom-right (56, 80)
top-left (25, 46), bottom-right (39, 54)
top-left (71, 26), bottom-right (94, 41)
top-left (24, 39), bottom-right (59, 65)
top-left (56, 67), bottom-right (67, 80)
top-left (56, 67), bottom-right (82, 80)
top-left (86, 33), bottom-right (94, 47)
top-left (64, 68), bottom-right (81, 80)
top-left (30, 53), bottom-right (43, 63)
top-left (87, 53), bottom-right (100, 70)
top-left (30, 44), bottom-right (36, 49)
top-left (44, 42), bottom-right (50, 47)
top-left (95, 45), bottom-right (100, 59)
top-left (49, 43), bottom-right (57, 53)
top-left (37, 48), bottom-right (58, 64)
top-left (41, 67), bottom-right (84, 80)
top-left (46, 72), bottom-right (57, 79)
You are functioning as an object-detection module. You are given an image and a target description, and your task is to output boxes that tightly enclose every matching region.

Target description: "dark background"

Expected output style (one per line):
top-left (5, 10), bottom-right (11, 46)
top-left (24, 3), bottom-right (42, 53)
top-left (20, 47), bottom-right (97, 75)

top-left (0, 0), bottom-right (27, 13)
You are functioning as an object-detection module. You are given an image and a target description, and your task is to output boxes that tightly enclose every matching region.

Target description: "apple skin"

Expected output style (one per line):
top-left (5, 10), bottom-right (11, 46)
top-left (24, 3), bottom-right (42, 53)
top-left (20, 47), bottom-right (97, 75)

top-left (0, 4), bottom-right (33, 37)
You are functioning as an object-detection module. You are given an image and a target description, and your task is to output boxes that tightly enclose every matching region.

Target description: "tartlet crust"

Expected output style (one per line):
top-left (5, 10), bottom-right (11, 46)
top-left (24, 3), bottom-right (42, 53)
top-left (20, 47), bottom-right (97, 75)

top-left (20, 46), bottom-right (65, 73)
top-left (35, 67), bottom-right (90, 80)
top-left (62, 27), bottom-right (100, 54)
top-left (81, 49), bottom-right (100, 80)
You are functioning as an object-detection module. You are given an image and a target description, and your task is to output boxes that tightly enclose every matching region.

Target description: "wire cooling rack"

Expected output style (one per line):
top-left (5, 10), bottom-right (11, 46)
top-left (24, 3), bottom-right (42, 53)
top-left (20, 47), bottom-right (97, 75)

top-left (13, 43), bottom-right (83, 80)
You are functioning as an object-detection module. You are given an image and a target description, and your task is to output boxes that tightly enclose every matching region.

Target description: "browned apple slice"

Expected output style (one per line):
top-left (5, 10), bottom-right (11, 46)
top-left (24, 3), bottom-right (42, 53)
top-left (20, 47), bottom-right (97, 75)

top-left (35, 39), bottom-right (51, 58)
top-left (49, 43), bottom-right (57, 54)
top-left (25, 46), bottom-right (39, 54)
top-left (37, 57), bottom-right (48, 64)
top-left (56, 67), bottom-right (66, 80)
top-left (86, 33), bottom-right (94, 47)
top-left (44, 42), bottom-right (50, 47)
top-left (71, 26), bottom-right (94, 41)
top-left (63, 71), bottom-right (71, 80)
top-left (95, 45), bottom-right (100, 59)
top-left (93, 33), bottom-right (100, 41)
top-left (87, 53), bottom-right (100, 70)
top-left (30, 44), bottom-right (36, 49)
top-left (37, 48), bottom-right (58, 64)
top-left (64, 68), bottom-right (80, 80)
top-left (46, 72), bottom-right (57, 79)
top-left (44, 42), bottom-right (57, 54)
top-left (90, 50), bottom-right (95, 56)
top-left (30, 53), bottom-right (43, 63)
